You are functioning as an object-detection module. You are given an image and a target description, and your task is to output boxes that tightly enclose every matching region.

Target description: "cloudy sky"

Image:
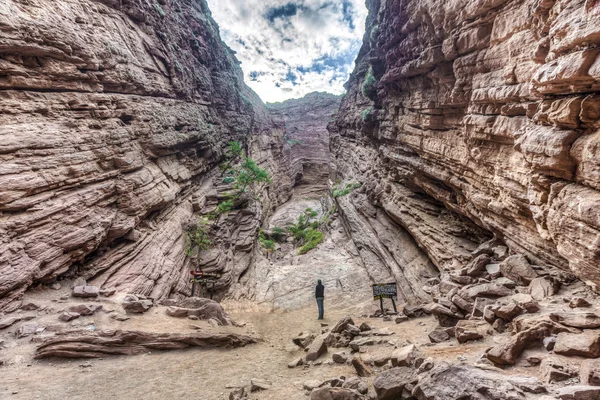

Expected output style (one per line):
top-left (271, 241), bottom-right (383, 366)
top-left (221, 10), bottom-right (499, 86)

top-left (206, 0), bottom-right (368, 103)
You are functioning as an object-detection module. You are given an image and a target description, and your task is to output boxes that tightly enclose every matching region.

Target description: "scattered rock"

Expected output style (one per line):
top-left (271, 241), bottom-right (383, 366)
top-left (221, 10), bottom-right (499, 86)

top-left (455, 320), bottom-right (489, 344)
top-left (332, 352), bottom-right (347, 364)
top-left (68, 304), bottom-right (102, 316)
top-left (306, 333), bottom-right (328, 362)
top-left (122, 294), bottom-right (153, 314)
top-left (392, 344), bottom-right (418, 367)
top-left (358, 322), bottom-right (371, 332)
top-left (414, 363), bottom-right (546, 399)
top-left (99, 288), bottom-right (116, 297)
top-left (16, 322), bottom-right (40, 338)
top-left (529, 278), bottom-right (558, 301)
top-left (550, 312), bottom-right (600, 329)
top-left (72, 286), bottom-right (99, 298)
top-left (428, 329), bottom-right (450, 343)
top-left (540, 357), bottom-right (577, 383)
top-left (59, 312), bottom-right (81, 322)
top-left (495, 303), bottom-right (524, 322)
top-left (394, 315), bottom-right (408, 324)
top-left (309, 387), bottom-right (366, 400)
top-left (229, 387), bottom-right (248, 400)
top-left (464, 254), bottom-right (492, 277)
top-left (332, 316), bottom-right (354, 333)
top-left (50, 283), bottom-right (62, 290)
top-left (351, 357), bottom-right (372, 377)
top-left (111, 314), bottom-right (130, 322)
top-left (21, 302), bottom-right (40, 311)
top-left (250, 378), bottom-right (271, 392)
top-left (402, 305), bottom-right (429, 318)
top-left (555, 331), bottom-right (600, 358)
top-left (293, 332), bottom-right (316, 348)
top-left (0, 316), bottom-right (35, 330)
top-left (580, 359), bottom-right (600, 386)
top-left (499, 254), bottom-right (538, 285)
top-left (557, 385), bottom-right (600, 400)
top-left (373, 367), bottom-right (414, 400)
top-left (570, 298), bottom-right (592, 309)
top-left (288, 357), bottom-right (304, 368)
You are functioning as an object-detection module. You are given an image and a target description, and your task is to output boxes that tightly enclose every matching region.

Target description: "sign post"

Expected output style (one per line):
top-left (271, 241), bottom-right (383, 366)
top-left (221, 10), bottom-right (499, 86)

top-left (372, 283), bottom-right (398, 314)
top-left (189, 270), bottom-right (221, 299)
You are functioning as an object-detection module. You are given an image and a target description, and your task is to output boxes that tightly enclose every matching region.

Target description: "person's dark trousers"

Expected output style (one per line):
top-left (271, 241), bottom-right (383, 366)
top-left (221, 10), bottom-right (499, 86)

top-left (316, 297), bottom-right (324, 319)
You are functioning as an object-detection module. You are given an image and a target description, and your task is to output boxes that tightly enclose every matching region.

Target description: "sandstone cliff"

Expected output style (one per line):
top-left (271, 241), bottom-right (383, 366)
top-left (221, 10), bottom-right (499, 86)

top-left (332, 0), bottom-right (600, 292)
top-left (0, 0), bottom-right (287, 312)
top-left (268, 92), bottom-right (341, 197)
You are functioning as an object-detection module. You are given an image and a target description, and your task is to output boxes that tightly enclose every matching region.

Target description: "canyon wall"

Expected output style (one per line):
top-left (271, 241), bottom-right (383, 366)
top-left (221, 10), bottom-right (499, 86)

top-left (268, 92), bottom-right (340, 197)
top-left (0, 0), bottom-right (289, 312)
top-left (332, 0), bottom-right (600, 292)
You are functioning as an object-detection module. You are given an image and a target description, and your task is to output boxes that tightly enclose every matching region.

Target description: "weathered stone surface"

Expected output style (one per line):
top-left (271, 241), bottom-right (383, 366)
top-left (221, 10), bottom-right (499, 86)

top-left (59, 312), bottom-right (81, 322)
top-left (580, 359), bottom-right (600, 386)
top-left (72, 286), bottom-right (99, 298)
top-left (0, 0), bottom-right (287, 313)
top-left (558, 385), bottom-right (600, 400)
top-left (122, 294), bottom-right (153, 314)
top-left (392, 344), bottom-right (418, 367)
top-left (413, 363), bottom-right (545, 400)
top-left (529, 278), bottom-right (557, 301)
top-left (372, 367), bottom-right (414, 400)
top-left (67, 304), bottom-right (102, 316)
top-left (165, 298), bottom-right (233, 325)
top-left (487, 321), bottom-right (575, 365)
top-left (500, 255), bottom-right (538, 286)
top-left (540, 357), bottom-right (577, 383)
top-left (455, 320), bottom-right (489, 344)
top-left (351, 357), bottom-right (372, 377)
top-left (550, 313), bottom-right (600, 329)
top-left (570, 298), bottom-right (592, 308)
top-left (554, 331), bottom-right (600, 358)
top-left (331, 0), bottom-right (600, 294)
top-left (250, 379), bottom-right (271, 392)
top-left (0, 315), bottom-right (35, 330)
top-left (306, 334), bottom-right (328, 362)
top-left (309, 387), bottom-right (367, 400)
top-left (35, 330), bottom-right (257, 358)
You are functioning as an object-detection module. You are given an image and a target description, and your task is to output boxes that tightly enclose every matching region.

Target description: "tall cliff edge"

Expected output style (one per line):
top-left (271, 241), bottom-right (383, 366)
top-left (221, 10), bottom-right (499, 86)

top-left (332, 0), bottom-right (600, 292)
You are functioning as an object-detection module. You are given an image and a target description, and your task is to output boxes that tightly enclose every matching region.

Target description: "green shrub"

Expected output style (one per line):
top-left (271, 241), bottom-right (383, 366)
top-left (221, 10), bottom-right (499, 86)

top-left (333, 182), bottom-right (362, 198)
top-left (361, 66), bottom-right (377, 97)
top-left (298, 229), bottom-right (324, 255)
top-left (271, 227), bottom-right (285, 242)
top-left (361, 106), bottom-right (373, 122)
top-left (216, 199), bottom-right (234, 214)
top-left (184, 217), bottom-right (212, 264)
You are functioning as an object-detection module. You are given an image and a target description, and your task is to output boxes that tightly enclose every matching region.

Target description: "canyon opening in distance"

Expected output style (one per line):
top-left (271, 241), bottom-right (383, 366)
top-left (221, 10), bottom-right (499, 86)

top-left (2, 0), bottom-right (600, 399)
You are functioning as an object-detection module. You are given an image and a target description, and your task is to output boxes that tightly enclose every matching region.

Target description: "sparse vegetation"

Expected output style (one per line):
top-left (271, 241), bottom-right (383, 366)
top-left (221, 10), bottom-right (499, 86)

top-left (361, 66), bottom-right (377, 97)
top-left (361, 106), bottom-right (373, 122)
top-left (184, 217), bottom-right (212, 266)
top-left (153, 3), bottom-right (166, 17)
top-left (271, 227), bottom-right (285, 242)
top-left (211, 141), bottom-right (271, 220)
top-left (259, 230), bottom-right (276, 252)
top-left (333, 182), bottom-right (361, 198)
top-left (287, 207), bottom-right (324, 255)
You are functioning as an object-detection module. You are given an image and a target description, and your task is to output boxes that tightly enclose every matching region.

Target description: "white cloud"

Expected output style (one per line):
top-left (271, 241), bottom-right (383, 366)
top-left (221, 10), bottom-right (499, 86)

top-left (206, 0), bottom-right (368, 103)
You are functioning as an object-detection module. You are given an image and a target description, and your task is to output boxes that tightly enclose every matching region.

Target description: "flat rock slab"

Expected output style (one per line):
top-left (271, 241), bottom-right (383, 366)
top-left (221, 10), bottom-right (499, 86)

top-left (35, 330), bottom-right (257, 359)
top-left (558, 385), bottom-right (600, 400)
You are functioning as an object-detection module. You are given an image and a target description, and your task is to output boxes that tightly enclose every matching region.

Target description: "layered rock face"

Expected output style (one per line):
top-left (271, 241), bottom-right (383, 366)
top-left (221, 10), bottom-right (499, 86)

top-left (332, 0), bottom-right (600, 291)
top-left (0, 0), bottom-right (286, 312)
top-left (268, 92), bottom-right (341, 196)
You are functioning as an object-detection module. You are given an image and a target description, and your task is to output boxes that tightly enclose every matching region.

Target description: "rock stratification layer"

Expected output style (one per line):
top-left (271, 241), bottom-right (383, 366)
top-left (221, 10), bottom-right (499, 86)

top-left (332, 0), bottom-right (600, 290)
top-left (0, 0), bottom-right (283, 311)
top-left (268, 92), bottom-right (341, 197)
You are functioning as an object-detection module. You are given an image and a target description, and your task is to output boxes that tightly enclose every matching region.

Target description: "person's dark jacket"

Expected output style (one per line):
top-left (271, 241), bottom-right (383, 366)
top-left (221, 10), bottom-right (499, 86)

top-left (315, 283), bottom-right (324, 298)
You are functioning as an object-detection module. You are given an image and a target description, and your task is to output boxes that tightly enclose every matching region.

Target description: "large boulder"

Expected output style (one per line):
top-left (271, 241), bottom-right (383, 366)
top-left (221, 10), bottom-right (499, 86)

top-left (372, 367), bottom-right (414, 400)
top-left (554, 331), bottom-right (600, 358)
top-left (550, 313), bottom-right (600, 329)
top-left (165, 297), bottom-right (233, 325)
top-left (413, 363), bottom-right (545, 400)
top-left (499, 255), bottom-right (538, 285)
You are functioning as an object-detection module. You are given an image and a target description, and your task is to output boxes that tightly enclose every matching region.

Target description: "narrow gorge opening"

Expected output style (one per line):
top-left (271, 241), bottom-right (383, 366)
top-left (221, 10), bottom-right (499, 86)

top-left (2, 1), bottom-right (600, 399)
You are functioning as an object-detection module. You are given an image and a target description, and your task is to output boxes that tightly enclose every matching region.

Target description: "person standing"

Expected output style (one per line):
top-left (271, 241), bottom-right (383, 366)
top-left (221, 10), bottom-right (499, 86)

top-left (315, 279), bottom-right (325, 320)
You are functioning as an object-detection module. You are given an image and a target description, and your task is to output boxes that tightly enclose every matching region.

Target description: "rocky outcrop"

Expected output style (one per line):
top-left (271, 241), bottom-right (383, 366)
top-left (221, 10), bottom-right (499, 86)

top-left (268, 92), bottom-right (341, 197)
top-left (331, 0), bottom-right (600, 290)
top-left (35, 329), bottom-right (257, 359)
top-left (0, 0), bottom-right (286, 312)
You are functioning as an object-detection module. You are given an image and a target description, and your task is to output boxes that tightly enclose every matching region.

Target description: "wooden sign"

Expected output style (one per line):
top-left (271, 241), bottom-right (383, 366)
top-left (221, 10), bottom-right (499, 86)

top-left (372, 283), bottom-right (397, 300)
